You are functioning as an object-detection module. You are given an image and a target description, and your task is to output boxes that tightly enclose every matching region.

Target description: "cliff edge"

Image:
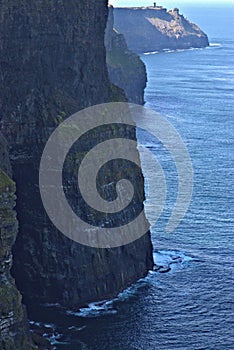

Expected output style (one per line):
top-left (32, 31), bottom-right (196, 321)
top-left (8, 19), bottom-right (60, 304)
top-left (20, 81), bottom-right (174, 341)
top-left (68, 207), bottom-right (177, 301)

top-left (113, 6), bottom-right (209, 53)
top-left (105, 6), bottom-right (147, 104)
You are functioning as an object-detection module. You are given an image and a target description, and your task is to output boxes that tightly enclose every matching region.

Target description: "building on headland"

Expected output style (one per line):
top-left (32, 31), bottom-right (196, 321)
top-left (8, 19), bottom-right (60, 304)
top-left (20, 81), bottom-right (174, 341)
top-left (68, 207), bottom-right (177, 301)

top-left (150, 3), bottom-right (167, 11)
top-left (173, 8), bottom-right (179, 14)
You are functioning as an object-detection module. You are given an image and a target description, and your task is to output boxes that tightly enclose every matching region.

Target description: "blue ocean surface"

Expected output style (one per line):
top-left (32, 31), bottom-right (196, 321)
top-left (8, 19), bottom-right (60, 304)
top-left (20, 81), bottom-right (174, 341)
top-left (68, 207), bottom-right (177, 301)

top-left (28, 6), bottom-right (234, 350)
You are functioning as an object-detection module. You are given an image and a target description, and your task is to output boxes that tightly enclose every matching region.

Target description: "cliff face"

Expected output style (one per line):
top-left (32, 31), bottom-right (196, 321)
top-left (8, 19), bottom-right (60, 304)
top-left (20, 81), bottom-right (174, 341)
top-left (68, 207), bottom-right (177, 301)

top-left (114, 7), bottom-right (209, 53)
top-left (0, 0), bottom-right (153, 311)
top-left (105, 6), bottom-right (147, 105)
top-left (0, 134), bottom-right (34, 350)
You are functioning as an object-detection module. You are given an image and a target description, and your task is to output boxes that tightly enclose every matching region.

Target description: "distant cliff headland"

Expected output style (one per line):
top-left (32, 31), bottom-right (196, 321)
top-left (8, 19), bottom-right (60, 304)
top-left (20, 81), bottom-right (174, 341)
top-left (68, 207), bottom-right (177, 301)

top-left (113, 5), bottom-right (209, 53)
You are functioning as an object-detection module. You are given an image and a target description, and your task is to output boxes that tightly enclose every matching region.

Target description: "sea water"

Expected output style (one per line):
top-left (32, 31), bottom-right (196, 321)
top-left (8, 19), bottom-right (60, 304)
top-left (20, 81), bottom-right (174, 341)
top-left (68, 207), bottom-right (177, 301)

top-left (28, 6), bottom-right (234, 349)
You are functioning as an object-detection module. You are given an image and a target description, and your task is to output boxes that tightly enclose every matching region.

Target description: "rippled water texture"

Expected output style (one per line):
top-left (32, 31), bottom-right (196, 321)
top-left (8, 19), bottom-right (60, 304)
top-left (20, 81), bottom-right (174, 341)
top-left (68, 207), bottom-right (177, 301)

top-left (28, 21), bottom-right (234, 350)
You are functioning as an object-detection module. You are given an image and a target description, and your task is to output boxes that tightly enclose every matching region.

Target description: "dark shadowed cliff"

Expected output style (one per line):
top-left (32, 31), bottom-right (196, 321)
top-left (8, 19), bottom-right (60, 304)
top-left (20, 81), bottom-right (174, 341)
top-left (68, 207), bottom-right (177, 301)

top-left (114, 6), bottom-right (209, 53)
top-left (0, 0), bottom-right (153, 332)
top-left (0, 134), bottom-right (35, 349)
top-left (105, 6), bottom-right (147, 104)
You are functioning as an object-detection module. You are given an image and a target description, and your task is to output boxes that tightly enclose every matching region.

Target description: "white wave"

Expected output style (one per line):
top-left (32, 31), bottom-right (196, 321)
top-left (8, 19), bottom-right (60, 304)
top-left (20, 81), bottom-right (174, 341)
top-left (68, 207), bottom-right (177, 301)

top-left (66, 301), bottom-right (117, 318)
top-left (29, 320), bottom-right (55, 328)
top-left (144, 47), bottom-right (205, 55)
top-left (29, 320), bottom-right (63, 349)
top-left (153, 250), bottom-right (196, 273)
top-left (114, 280), bottom-right (148, 302)
top-left (49, 333), bottom-right (66, 346)
top-left (66, 278), bottom-right (149, 318)
top-left (65, 251), bottom-right (196, 318)
top-left (143, 51), bottom-right (159, 55)
top-left (209, 43), bottom-right (222, 47)
top-left (29, 320), bottom-right (41, 327)
top-left (166, 47), bottom-right (203, 54)
top-left (68, 325), bottom-right (87, 331)
top-left (188, 47), bottom-right (201, 51)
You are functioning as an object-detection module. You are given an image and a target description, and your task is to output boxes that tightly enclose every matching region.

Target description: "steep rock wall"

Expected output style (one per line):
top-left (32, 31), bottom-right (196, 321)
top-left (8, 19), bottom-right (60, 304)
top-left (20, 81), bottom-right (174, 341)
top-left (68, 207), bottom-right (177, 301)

top-left (105, 6), bottom-right (147, 105)
top-left (114, 7), bottom-right (209, 53)
top-left (0, 0), bottom-right (153, 309)
top-left (0, 133), bottom-right (34, 350)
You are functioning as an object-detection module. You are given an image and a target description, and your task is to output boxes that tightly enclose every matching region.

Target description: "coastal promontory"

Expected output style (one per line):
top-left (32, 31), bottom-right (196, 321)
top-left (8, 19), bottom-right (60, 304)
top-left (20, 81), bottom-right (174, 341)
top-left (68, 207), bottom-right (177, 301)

top-left (113, 5), bottom-right (209, 53)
